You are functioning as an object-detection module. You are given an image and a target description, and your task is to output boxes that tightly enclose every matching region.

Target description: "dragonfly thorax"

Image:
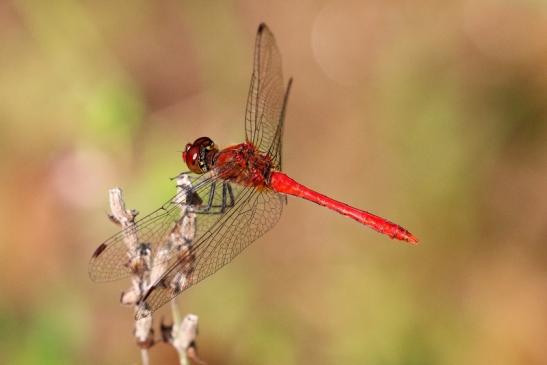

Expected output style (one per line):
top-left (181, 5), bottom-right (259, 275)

top-left (183, 137), bottom-right (219, 174)
top-left (214, 142), bottom-right (274, 189)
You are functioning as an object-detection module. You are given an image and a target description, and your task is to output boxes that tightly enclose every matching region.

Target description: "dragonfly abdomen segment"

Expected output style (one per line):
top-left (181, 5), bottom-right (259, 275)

top-left (269, 172), bottom-right (418, 244)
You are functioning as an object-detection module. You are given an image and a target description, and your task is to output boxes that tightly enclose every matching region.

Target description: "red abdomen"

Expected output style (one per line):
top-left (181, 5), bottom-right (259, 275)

top-left (269, 171), bottom-right (418, 244)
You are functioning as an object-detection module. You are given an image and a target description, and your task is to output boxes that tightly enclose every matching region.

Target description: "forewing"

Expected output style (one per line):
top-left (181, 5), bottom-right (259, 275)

top-left (136, 188), bottom-right (284, 318)
top-left (245, 23), bottom-right (285, 167)
top-left (88, 168), bottom-right (236, 282)
top-left (88, 201), bottom-right (179, 282)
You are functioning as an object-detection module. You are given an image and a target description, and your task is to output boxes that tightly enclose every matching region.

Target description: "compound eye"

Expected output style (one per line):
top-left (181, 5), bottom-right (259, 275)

top-left (193, 137), bottom-right (214, 149)
top-left (182, 143), bottom-right (192, 162)
top-left (183, 144), bottom-right (202, 174)
top-left (196, 137), bottom-right (218, 156)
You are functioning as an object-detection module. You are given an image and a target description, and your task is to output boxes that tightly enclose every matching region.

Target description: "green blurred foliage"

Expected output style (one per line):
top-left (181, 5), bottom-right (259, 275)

top-left (0, 1), bottom-right (546, 364)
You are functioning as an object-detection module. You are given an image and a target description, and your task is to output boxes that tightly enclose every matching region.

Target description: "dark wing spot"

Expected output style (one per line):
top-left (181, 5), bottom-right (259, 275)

top-left (92, 243), bottom-right (107, 258)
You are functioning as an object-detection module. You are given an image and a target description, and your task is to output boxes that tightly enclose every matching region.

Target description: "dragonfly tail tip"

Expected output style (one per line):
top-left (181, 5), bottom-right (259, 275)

top-left (406, 234), bottom-right (419, 244)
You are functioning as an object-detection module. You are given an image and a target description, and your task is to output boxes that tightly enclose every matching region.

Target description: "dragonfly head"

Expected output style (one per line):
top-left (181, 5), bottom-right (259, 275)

top-left (183, 137), bottom-right (219, 174)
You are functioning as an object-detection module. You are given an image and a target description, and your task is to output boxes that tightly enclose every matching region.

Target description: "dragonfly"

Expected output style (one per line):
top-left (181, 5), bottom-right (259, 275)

top-left (89, 23), bottom-right (418, 319)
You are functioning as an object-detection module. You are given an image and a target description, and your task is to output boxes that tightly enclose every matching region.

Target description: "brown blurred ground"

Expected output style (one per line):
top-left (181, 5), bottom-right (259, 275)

top-left (0, 1), bottom-right (546, 364)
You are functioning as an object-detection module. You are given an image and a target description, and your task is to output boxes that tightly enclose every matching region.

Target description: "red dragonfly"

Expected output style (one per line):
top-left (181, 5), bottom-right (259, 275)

top-left (89, 23), bottom-right (418, 318)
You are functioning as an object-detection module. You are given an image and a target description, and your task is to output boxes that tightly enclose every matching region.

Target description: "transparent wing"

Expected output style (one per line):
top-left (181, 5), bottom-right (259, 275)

top-left (136, 188), bottom-right (284, 319)
top-left (245, 23), bottom-right (286, 169)
top-left (88, 165), bottom-right (240, 283)
top-left (267, 78), bottom-right (293, 171)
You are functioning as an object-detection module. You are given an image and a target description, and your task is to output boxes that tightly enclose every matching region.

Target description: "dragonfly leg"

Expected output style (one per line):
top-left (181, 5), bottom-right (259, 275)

top-left (220, 181), bottom-right (227, 213)
top-left (220, 182), bottom-right (236, 213)
top-left (199, 181), bottom-right (216, 212)
top-left (226, 183), bottom-right (235, 208)
top-left (198, 182), bottom-right (235, 214)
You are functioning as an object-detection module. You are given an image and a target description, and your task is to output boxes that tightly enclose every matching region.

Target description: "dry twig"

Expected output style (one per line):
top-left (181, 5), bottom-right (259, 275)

top-left (107, 173), bottom-right (203, 365)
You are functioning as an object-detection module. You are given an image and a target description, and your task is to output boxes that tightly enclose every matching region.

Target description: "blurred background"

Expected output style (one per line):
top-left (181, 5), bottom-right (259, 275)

top-left (1, 1), bottom-right (546, 364)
